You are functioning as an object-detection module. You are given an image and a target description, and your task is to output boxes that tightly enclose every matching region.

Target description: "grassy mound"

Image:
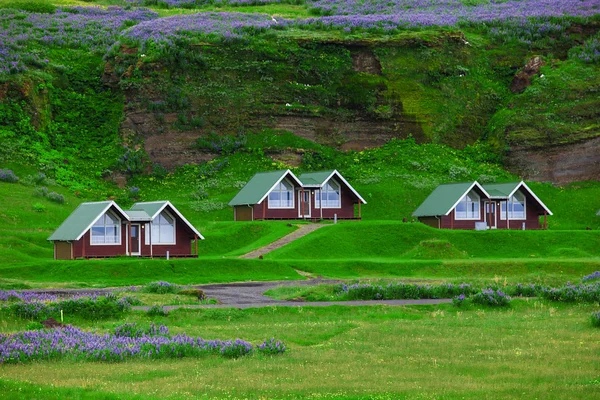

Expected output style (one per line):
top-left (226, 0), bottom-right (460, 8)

top-left (402, 239), bottom-right (469, 260)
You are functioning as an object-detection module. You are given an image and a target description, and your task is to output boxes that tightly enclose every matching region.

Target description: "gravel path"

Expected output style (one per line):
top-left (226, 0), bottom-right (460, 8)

top-left (132, 299), bottom-right (451, 311)
top-left (239, 223), bottom-right (326, 259)
top-left (18, 279), bottom-right (453, 309)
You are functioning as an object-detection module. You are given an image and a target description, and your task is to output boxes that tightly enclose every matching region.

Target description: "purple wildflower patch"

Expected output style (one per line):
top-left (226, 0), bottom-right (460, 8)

top-left (0, 6), bottom-right (157, 75)
top-left (0, 169), bottom-right (19, 183)
top-left (471, 288), bottom-right (511, 307)
top-left (0, 325), bottom-right (285, 363)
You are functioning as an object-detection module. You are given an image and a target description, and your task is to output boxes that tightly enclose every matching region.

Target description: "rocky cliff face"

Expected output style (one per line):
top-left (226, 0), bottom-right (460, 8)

top-left (507, 136), bottom-right (600, 183)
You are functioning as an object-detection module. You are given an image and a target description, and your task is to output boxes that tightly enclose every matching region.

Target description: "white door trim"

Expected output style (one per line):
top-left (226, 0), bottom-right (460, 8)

top-left (131, 223), bottom-right (141, 255)
top-left (298, 190), bottom-right (311, 218)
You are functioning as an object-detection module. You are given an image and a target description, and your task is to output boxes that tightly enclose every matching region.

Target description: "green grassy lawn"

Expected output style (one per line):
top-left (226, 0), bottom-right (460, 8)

top-left (266, 221), bottom-right (600, 260)
top-left (0, 257), bottom-right (597, 289)
top-left (1, 302), bottom-right (599, 399)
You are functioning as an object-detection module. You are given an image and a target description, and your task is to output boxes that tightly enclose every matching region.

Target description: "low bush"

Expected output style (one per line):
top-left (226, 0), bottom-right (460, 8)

top-left (144, 281), bottom-right (180, 294)
top-left (32, 203), bottom-right (46, 213)
top-left (508, 283), bottom-right (542, 297)
top-left (147, 305), bottom-right (168, 316)
top-left (0, 325), bottom-right (286, 363)
top-left (114, 322), bottom-right (169, 338)
top-left (258, 338), bottom-right (286, 355)
top-left (47, 191), bottom-right (65, 204)
top-left (452, 294), bottom-right (467, 307)
top-left (591, 312), bottom-right (600, 328)
top-left (471, 289), bottom-right (511, 307)
top-left (540, 282), bottom-right (600, 303)
top-left (335, 282), bottom-right (476, 300)
top-left (583, 271), bottom-right (600, 282)
top-left (33, 187), bottom-right (49, 198)
top-left (0, 169), bottom-right (19, 183)
top-left (5, 294), bottom-right (132, 321)
top-left (178, 288), bottom-right (206, 300)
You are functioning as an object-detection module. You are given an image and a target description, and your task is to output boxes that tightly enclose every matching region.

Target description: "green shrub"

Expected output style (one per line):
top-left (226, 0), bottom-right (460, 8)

top-left (32, 203), bottom-right (46, 213)
top-left (25, 321), bottom-right (45, 330)
top-left (47, 191), bottom-right (65, 204)
top-left (144, 281), bottom-right (180, 294)
top-left (147, 305), bottom-right (168, 317)
top-left (591, 312), bottom-right (600, 327)
top-left (178, 288), bottom-right (206, 300)
top-left (0, 169), bottom-right (19, 183)
top-left (471, 289), bottom-right (511, 307)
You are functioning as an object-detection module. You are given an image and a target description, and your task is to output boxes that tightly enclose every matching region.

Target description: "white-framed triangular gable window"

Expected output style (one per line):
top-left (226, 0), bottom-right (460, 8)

top-left (455, 190), bottom-right (480, 220)
top-left (91, 210), bottom-right (121, 245)
top-left (500, 191), bottom-right (526, 220)
top-left (315, 179), bottom-right (341, 208)
top-left (145, 210), bottom-right (176, 245)
top-left (268, 178), bottom-right (294, 209)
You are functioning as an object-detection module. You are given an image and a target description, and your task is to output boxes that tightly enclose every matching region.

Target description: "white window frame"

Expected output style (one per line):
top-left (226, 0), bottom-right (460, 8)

top-left (500, 191), bottom-right (526, 220)
top-left (454, 191), bottom-right (480, 220)
top-left (145, 210), bottom-right (176, 245)
top-left (268, 178), bottom-right (295, 209)
top-left (90, 210), bottom-right (121, 246)
top-left (315, 179), bottom-right (342, 209)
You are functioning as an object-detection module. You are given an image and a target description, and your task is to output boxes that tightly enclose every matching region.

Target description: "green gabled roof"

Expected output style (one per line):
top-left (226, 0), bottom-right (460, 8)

top-left (229, 170), bottom-right (300, 206)
top-left (412, 182), bottom-right (483, 217)
top-left (124, 210), bottom-right (151, 221)
top-left (481, 182), bottom-right (520, 198)
top-left (48, 201), bottom-right (127, 241)
top-left (298, 170), bottom-right (367, 204)
top-left (298, 170), bottom-right (335, 186)
top-left (130, 201), bottom-right (168, 219)
top-left (131, 201), bottom-right (204, 239)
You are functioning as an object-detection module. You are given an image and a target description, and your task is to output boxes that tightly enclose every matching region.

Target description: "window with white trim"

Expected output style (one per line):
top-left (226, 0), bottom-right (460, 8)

top-left (455, 191), bottom-right (480, 220)
top-left (500, 191), bottom-right (526, 220)
top-left (268, 179), bottom-right (294, 208)
top-left (145, 211), bottom-right (176, 244)
top-left (315, 179), bottom-right (341, 208)
top-left (91, 211), bottom-right (121, 245)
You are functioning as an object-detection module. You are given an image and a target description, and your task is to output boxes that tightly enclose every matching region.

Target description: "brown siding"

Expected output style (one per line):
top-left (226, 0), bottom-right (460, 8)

top-left (309, 183), bottom-right (359, 219)
top-left (54, 242), bottom-right (73, 260)
top-left (418, 217), bottom-right (440, 228)
top-left (234, 206), bottom-right (253, 221)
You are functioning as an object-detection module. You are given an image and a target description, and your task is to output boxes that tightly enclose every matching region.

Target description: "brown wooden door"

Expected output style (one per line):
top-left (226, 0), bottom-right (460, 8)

top-left (299, 191), bottom-right (311, 218)
top-left (131, 224), bottom-right (140, 254)
top-left (485, 202), bottom-right (497, 229)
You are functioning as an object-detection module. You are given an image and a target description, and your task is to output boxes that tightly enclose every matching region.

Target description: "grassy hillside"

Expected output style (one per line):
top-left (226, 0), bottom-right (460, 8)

top-left (267, 221), bottom-right (600, 260)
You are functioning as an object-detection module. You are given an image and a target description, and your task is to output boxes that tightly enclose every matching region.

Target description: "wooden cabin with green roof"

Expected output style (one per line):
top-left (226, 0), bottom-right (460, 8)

top-left (412, 181), bottom-right (552, 230)
top-left (229, 169), bottom-right (366, 221)
top-left (48, 201), bottom-right (203, 259)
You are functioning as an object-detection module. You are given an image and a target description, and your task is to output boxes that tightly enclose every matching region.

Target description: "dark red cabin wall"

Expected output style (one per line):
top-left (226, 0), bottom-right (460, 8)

top-left (140, 217), bottom-right (194, 256)
top-left (501, 193), bottom-right (543, 230)
top-left (72, 224), bottom-right (128, 258)
top-left (309, 185), bottom-right (357, 219)
top-left (435, 193), bottom-right (545, 230)
top-left (440, 206), bottom-right (487, 229)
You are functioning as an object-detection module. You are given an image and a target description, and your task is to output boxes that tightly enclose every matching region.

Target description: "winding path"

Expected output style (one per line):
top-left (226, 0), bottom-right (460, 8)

top-left (239, 223), bottom-right (326, 259)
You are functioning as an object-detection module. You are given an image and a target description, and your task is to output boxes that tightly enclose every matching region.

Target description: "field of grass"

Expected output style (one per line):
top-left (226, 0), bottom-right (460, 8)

top-left (266, 221), bottom-right (600, 261)
top-left (1, 302), bottom-right (599, 399)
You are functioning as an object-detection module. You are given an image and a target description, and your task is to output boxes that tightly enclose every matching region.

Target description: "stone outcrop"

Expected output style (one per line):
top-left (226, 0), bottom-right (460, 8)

top-left (510, 56), bottom-right (545, 94)
top-left (506, 136), bottom-right (600, 183)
